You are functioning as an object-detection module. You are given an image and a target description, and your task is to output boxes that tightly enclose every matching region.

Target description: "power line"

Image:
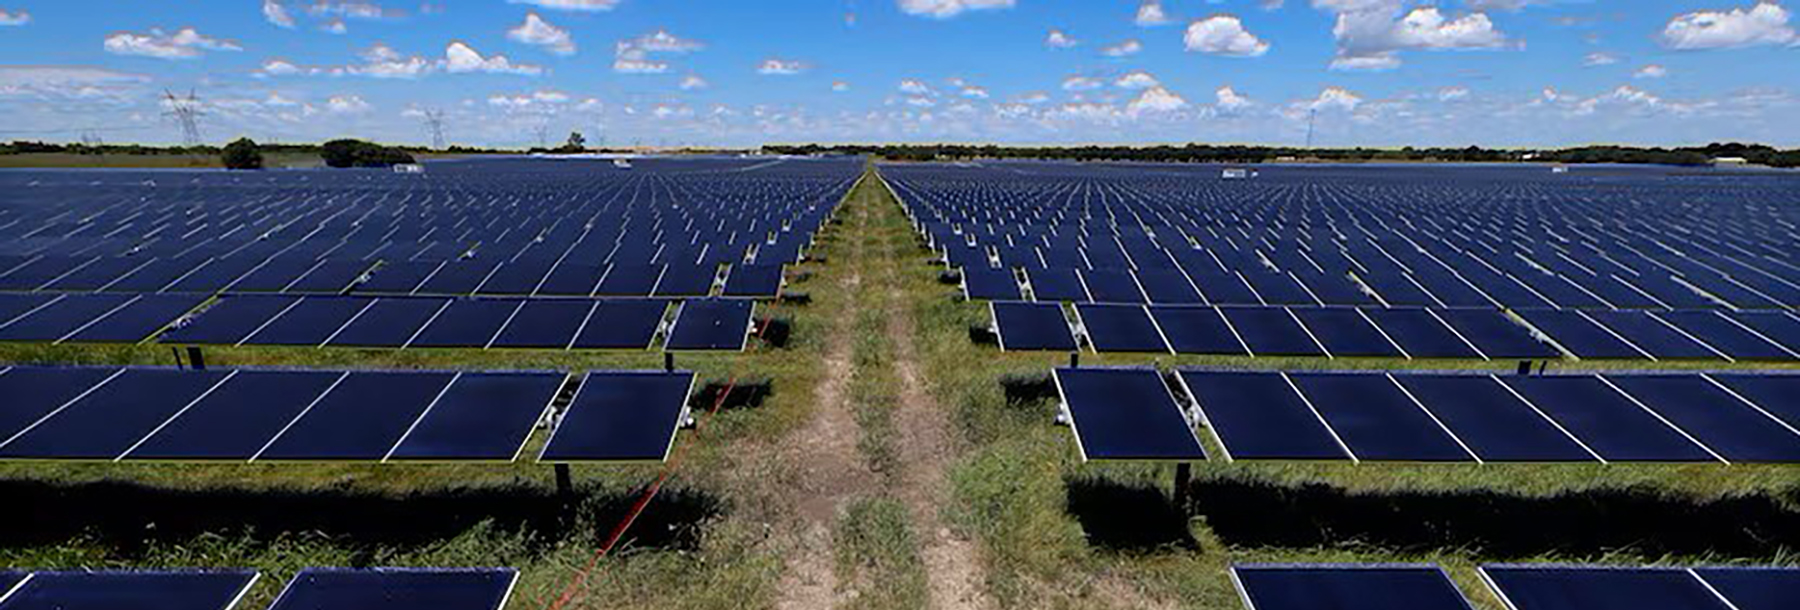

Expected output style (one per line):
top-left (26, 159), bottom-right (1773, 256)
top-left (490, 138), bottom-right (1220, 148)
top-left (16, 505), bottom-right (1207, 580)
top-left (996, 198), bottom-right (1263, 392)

top-left (421, 109), bottom-right (447, 150)
top-left (1305, 108), bottom-right (1317, 149)
top-left (163, 89), bottom-right (204, 146)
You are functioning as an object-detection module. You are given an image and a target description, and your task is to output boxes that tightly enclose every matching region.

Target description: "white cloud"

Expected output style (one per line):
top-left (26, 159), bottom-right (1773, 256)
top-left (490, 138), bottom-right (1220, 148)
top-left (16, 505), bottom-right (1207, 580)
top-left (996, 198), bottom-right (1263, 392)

top-left (1046, 28), bottom-right (1078, 48)
top-left (509, 13), bottom-right (576, 55)
top-left (444, 42), bottom-right (543, 75)
top-left (680, 74), bottom-right (708, 90)
top-left (1214, 86), bottom-right (1254, 111)
top-left (1635, 64), bottom-right (1668, 79)
top-left (488, 89), bottom-right (571, 111)
top-left (614, 30), bottom-right (702, 74)
top-left (1101, 39), bottom-right (1143, 57)
top-left (306, 1), bottom-right (404, 20)
top-left (508, 0), bottom-right (622, 11)
top-left (1464, 0), bottom-right (1544, 10)
top-left (629, 29), bottom-right (705, 53)
top-left (1660, 2), bottom-right (1795, 50)
top-left (1438, 85), bottom-right (1470, 100)
top-left (897, 0), bottom-right (1015, 19)
top-left (1309, 86), bottom-right (1362, 111)
top-left (1127, 86), bottom-right (1188, 114)
top-left (1062, 75), bottom-right (1103, 91)
top-left (103, 28), bottom-right (242, 60)
top-left (1136, 0), bottom-right (1172, 26)
top-left (258, 59), bottom-right (302, 76)
top-left (832, 80), bottom-right (850, 91)
top-left (905, 96), bottom-right (937, 108)
top-left (1115, 71), bottom-right (1160, 89)
top-left (321, 19), bottom-right (348, 34)
top-left (899, 79), bottom-right (934, 95)
top-left (1326, 4), bottom-right (1511, 70)
top-left (327, 94), bottom-right (371, 113)
top-left (1185, 15), bottom-right (1271, 56)
top-left (757, 58), bottom-right (808, 75)
top-left (960, 85), bottom-right (989, 98)
top-left (1583, 52), bottom-right (1618, 66)
top-left (0, 9), bottom-right (27, 26)
top-left (262, 1), bottom-right (294, 28)
top-left (0, 66), bottom-right (147, 98)
top-left (1017, 91), bottom-right (1051, 105)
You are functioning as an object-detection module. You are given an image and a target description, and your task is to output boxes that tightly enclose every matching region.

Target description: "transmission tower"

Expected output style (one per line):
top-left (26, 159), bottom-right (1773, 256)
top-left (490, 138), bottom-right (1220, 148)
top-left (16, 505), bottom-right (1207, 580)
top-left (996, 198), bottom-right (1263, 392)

top-left (163, 89), bottom-right (204, 146)
top-left (421, 109), bottom-right (447, 150)
top-left (1304, 108), bottom-right (1317, 149)
top-left (78, 130), bottom-right (104, 147)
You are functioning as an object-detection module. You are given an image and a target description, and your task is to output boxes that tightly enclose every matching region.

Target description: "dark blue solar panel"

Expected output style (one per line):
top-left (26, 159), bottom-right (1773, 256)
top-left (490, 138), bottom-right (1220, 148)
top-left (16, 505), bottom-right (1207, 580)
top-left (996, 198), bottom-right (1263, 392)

top-left (100, 258), bottom-right (200, 292)
top-left (1361, 308), bottom-right (1482, 359)
top-left (163, 257), bottom-right (261, 294)
top-left (0, 256), bottom-right (94, 291)
top-left (0, 294), bottom-right (134, 342)
top-left (666, 299), bottom-right (754, 351)
top-left (326, 298), bottom-right (448, 347)
top-left (1293, 269), bottom-right (1379, 306)
top-left (227, 257), bottom-right (319, 292)
top-left (1501, 376), bottom-right (1717, 462)
top-left (159, 296), bottom-right (299, 345)
top-left (1393, 375), bottom-right (1595, 462)
top-left (353, 261), bottom-right (443, 294)
top-left (0, 570), bottom-right (259, 610)
top-left (962, 267), bottom-right (1022, 300)
top-left (1179, 371), bottom-right (1348, 461)
top-left (1725, 312), bottom-right (1800, 355)
top-left (489, 300), bottom-right (592, 348)
top-left (1239, 271), bottom-right (1315, 305)
top-left (1134, 269), bottom-right (1203, 304)
top-left (473, 259), bottom-right (555, 296)
top-left (408, 298), bottom-right (521, 348)
top-left (1585, 310), bottom-right (1724, 360)
top-left (722, 264), bottom-right (783, 297)
top-left (1515, 309), bottom-right (1644, 359)
top-left (1290, 308), bottom-right (1403, 358)
top-left (1693, 567), bottom-right (1800, 610)
top-left (571, 299), bottom-right (666, 349)
top-left (1654, 311), bottom-right (1796, 361)
top-left (1233, 565), bottom-right (1474, 610)
top-left (0, 368), bottom-right (230, 460)
top-left (1607, 375), bottom-right (1800, 463)
top-left (654, 263), bottom-right (719, 297)
top-left (40, 256), bottom-right (146, 291)
top-left (1054, 368), bottom-right (1202, 461)
top-left (64, 294), bottom-right (205, 344)
top-left (535, 263), bottom-right (606, 296)
top-left (990, 301), bottom-right (1076, 352)
top-left (540, 371), bottom-right (694, 462)
top-left (1288, 373), bottom-right (1472, 462)
top-left (242, 297), bottom-right (373, 346)
top-left (1026, 267), bottom-right (1088, 302)
top-left (0, 293), bottom-right (56, 327)
top-left (1220, 307), bottom-right (1324, 356)
top-left (1147, 306), bottom-right (1246, 355)
top-left (287, 260), bottom-right (376, 294)
top-left (0, 572), bottom-right (22, 596)
top-left (267, 568), bottom-right (516, 610)
top-left (123, 370), bottom-right (342, 461)
top-left (415, 261), bottom-right (501, 296)
top-left (388, 372), bottom-right (563, 461)
top-left (1708, 374), bottom-right (1800, 432)
top-left (1189, 270), bottom-right (1260, 305)
top-left (1079, 269), bottom-right (1147, 304)
top-left (1433, 309), bottom-right (1560, 359)
top-left (1481, 566), bottom-right (1730, 610)
top-left (0, 367), bottom-right (119, 445)
top-left (1076, 304), bottom-right (1168, 353)
top-left (254, 372), bottom-right (456, 461)
top-left (595, 264), bottom-right (665, 297)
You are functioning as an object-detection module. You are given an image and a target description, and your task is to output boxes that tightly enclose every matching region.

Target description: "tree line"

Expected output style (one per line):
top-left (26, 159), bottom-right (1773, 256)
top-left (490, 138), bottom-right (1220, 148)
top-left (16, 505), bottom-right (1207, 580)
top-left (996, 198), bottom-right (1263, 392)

top-left (760, 142), bottom-right (1800, 168)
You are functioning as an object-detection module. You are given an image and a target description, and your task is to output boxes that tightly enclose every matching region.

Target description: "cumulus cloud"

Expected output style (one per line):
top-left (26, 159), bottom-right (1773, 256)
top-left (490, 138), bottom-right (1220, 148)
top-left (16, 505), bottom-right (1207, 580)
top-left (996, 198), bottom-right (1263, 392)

top-left (1309, 86), bottom-right (1362, 111)
top-left (1583, 52), bottom-right (1618, 66)
top-left (444, 41), bottom-right (542, 75)
top-left (1136, 0), bottom-right (1172, 26)
top-left (509, 0), bottom-right (622, 10)
top-left (0, 9), bottom-right (26, 26)
top-left (0, 66), bottom-right (147, 99)
top-left (1185, 15), bottom-right (1271, 56)
top-left (1214, 86), bottom-right (1254, 112)
top-left (899, 79), bottom-right (934, 95)
top-left (1324, 4), bottom-right (1511, 70)
top-left (1101, 39), bottom-right (1143, 57)
top-left (960, 85), bottom-right (989, 98)
top-left (1635, 64), bottom-right (1668, 79)
top-left (757, 59), bottom-right (808, 75)
top-left (258, 59), bottom-right (303, 76)
top-left (1127, 86), bottom-right (1188, 114)
top-left (1046, 28), bottom-right (1078, 48)
top-left (103, 27), bottom-right (242, 60)
top-left (680, 74), bottom-right (709, 90)
top-left (327, 94), bottom-right (371, 113)
top-left (262, 1), bottom-right (294, 28)
top-left (1062, 75), bottom-right (1103, 91)
top-left (1438, 85), bottom-right (1470, 100)
top-left (832, 80), bottom-right (850, 91)
top-left (1660, 2), bottom-right (1795, 49)
top-left (1115, 71), bottom-right (1160, 89)
top-left (897, 0), bottom-right (1015, 19)
top-left (614, 30), bottom-right (702, 74)
top-left (508, 13), bottom-right (576, 55)
top-left (321, 19), bottom-right (347, 34)
top-left (306, 1), bottom-right (405, 20)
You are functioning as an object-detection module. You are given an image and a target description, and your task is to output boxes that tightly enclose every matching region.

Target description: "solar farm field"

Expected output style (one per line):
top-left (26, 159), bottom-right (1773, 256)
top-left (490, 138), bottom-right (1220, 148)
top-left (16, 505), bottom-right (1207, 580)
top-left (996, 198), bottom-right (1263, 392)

top-left (5, 156), bottom-right (1800, 609)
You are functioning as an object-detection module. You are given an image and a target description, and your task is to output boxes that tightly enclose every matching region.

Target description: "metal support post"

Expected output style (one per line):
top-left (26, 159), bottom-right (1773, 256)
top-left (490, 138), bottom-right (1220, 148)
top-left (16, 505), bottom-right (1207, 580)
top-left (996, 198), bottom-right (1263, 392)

top-left (187, 347), bottom-right (206, 370)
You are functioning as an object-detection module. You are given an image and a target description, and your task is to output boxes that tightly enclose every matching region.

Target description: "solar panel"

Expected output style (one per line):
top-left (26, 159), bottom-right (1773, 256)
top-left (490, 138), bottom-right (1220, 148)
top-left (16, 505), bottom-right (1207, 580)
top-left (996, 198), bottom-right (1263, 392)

top-left (1075, 304), bottom-right (1169, 353)
top-left (0, 570), bottom-right (259, 610)
top-left (962, 267), bottom-right (1022, 300)
top-left (254, 372), bottom-right (457, 461)
top-left (40, 256), bottom-right (144, 291)
top-left (387, 372), bottom-right (563, 462)
top-left (1134, 269), bottom-right (1203, 304)
top-left (1692, 567), bottom-right (1800, 610)
top-left (1361, 308), bottom-right (1482, 359)
top-left (165, 257), bottom-right (261, 294)
top-left (1480, 565), bottom-right (1730, 610)
top-left (326, 297), bottom-right (449, 347)
top-left (474, 258), bottom-right (555, 296)
top-left (287, 260), bottom-right (376, 294)
top-left (122, 370), bottom-right (343, 461)
top-left (0, 572), bottom-right (22, 597)
top-left (1026, 267), bottom-right (1087, 302)
top-left (1391, 374), bottom-right (1596, 462)
top-left (654, 263), bottom-right (719, 297)
top-left (570, 299), bottom-right (666, 349)
top-left (0, 256), bottom-right (93, 291)
top-left (62, 294), bottom-right (205, 344)
top-left (0, 293), bottom-right (55, 327)
top-left (1289, 308), bottom-right (1403, 358)
top-left (1146, 306), bottom-right (1246, 355)
top-left (1584, 310), bottom-right (1725, 360)
top-left (990, 301), bottom-right (1076, 352)
top-left (1219, 306), bottom-right (1325, 356)
top-left (1239, 271), bottom-right (1315, 305)
top-left (0, 368), bottom-right (231, 460)
top-left (1606, 375), bottom-right (1800, 463)
top-left (1232, 564), bottom-right (1475, 610)
top-left (242, 297), bottom-right (372, 346)
top-left (1707, 374), bottom-right (1800, 431)
top-left (535, 263), bottom-right (606, 296)
top-left (1053, 367), bottom-right (1202, 461)
top-left (354, 261), bottom-right (443, 295)
top-left (226, 257), bottom-right (319, 293)
top-left (161, 296), bottom-right (300, 345)
top-left (1078, 269), bottom-right (1147, 304)
top-left (416, 261), bottom-right (501, 296)
top-left (1654, 311), bottom-right (1797, 361)
top-left (266, 568), bottom-right (516, 610)
top-left (1725, 312), bottom-right (1800, 354)
top-left (1500, 376), bottom-right (1718, 462)
top-left (1288, 373), bottom-right (1474, 462)
top-left (540, 371), bottom-right (695, 462)
top-left (665, 299), bottom-right (754, 351)
top-left (1515, 309), bottom-right (1645, 359)
top-left (489, 300), bottom-right (592, 348)
top-left (722, 264), bottom-right (783, 297)
top-left (1433, 309), bottom-right (1560, 359)
top-left (0, 367), bottom-right (121, 446)
top-left (0, 294), bottom-right (134, 342)
top-left (1178, 371), bottom-right (1350, 461)
top-left (595, 264), bottom-right (665, 297)
top-left (408, 298), bottom-right (521, 348)
top-left (1190, 270), bottom-right (1260, 305)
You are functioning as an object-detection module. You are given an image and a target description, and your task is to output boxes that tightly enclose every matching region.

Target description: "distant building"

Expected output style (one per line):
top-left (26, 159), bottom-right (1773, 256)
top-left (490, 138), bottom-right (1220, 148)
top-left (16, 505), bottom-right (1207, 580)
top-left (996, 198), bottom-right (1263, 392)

top-left (1712, 156), bottom-right (1751, 167)
top-left (1551, 165), bottom-right (1569, 174)
top-left (392, 164), bottom-right (424, 174)
top-left (1222, 168), bottom-right (1252, 179)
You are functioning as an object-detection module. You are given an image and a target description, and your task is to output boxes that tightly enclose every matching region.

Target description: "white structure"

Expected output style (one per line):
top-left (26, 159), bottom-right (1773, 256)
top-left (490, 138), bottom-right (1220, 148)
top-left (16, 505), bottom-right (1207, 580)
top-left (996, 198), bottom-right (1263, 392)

top-left (613, 159), bottom-right (633, 169)
top-left (1551, 165), bottom-right (1570, 174)
top-left (393, 164), bottom-right (425, 174)
top-left (1712, 157), bottom-right (1751, 167)
top-left (1222, 168), bottom-right (1251, 180)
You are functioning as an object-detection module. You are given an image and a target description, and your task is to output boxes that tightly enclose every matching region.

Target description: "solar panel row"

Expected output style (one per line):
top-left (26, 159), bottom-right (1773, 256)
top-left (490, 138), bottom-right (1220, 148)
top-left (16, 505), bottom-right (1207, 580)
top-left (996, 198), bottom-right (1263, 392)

top-left (0, 568), bottom-right (516, 610)
top-left (1230, 564), bottom-right (1800, 610)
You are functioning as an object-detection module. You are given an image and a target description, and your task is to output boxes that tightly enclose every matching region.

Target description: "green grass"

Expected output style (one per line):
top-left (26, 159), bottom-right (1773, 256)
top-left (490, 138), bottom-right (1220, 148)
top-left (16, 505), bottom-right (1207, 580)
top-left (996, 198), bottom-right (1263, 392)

top-left (834, 498), bottom-right (928, 610)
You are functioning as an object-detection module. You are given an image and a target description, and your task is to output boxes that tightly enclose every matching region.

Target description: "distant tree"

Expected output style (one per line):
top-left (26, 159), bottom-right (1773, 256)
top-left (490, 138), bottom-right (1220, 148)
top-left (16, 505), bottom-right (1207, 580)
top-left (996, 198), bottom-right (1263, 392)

top-left (562, 131), bottom-right (587, 152)
top-left (221, 138), bottom-right (264, 170)
top-left (320, 139), bottom-right (416, 168)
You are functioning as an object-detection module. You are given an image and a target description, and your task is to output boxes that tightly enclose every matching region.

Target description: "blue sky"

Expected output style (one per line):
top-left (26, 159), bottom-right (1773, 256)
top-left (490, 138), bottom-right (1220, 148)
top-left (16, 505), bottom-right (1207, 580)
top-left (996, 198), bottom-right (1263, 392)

top-left (0, 0), bottom-right (1796, 147)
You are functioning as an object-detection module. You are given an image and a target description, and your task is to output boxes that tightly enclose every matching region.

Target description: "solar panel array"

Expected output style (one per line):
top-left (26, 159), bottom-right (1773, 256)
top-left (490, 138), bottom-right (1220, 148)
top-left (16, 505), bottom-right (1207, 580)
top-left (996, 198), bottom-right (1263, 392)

top-left (0, 568), bottom-right (516, 610)
top-left (0, 366), bottom-right (698, 463)
top-left (1231, 564), bottom-right (1800, 610)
